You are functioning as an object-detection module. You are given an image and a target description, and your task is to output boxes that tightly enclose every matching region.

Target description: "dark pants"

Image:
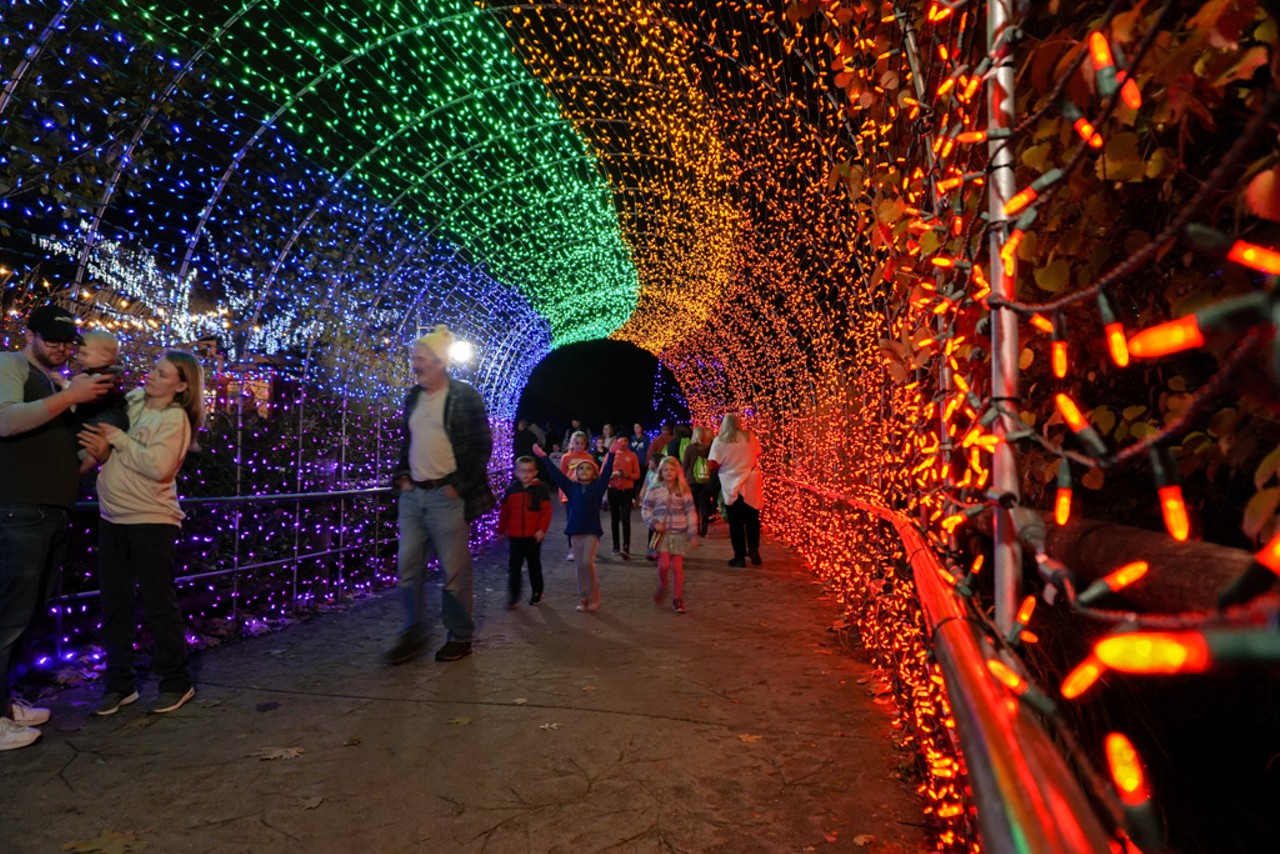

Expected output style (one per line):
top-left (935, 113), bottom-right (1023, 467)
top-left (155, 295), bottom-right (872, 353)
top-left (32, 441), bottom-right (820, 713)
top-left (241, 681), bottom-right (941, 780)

top-left (607, 487), bottom-right (633, 551)
top-left (0, 504), bottom-right (67, 707)
top-left (98, 520), bottom-right (191, 695)
top-left (727, 496), bottom-right (761, 559)
top-left (691, 482), bottom-right (715, 536)
top-left (508, 537), bottom-right (544, 603)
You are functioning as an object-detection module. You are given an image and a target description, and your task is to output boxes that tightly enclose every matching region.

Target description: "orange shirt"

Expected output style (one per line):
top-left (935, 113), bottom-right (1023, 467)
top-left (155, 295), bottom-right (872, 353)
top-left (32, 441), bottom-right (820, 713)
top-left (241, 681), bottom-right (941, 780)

top-left (558, 450), bottom-right (594, 502)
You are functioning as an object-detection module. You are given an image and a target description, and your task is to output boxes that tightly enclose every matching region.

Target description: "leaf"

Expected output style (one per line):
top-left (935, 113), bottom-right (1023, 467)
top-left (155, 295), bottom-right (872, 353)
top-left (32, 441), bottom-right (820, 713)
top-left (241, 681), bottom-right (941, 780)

top-left (1256, 445), bottom-right (1280, 490)
top-left (1243, 487), bottom-right (1280, 543)
top-left (1122, 405), bottom-right (1148, 421)
top-left (874, 196), bottom-right (906, 226)
top-left (1090, 406), bottom-right (1116, 436)
top-left (1019, 347), bottom-right (1035, 369)
top-left (248, 746), bottom-right (304, 760)
top-left (512, 697), bottom-right (529, 705)
top-left (1168, 375), bottom-right (1187, 392)
top-left (1208, 407), bottom-right (1239, 437)
top-left (1130, 422), bottom-right (1158, 440)
top-left (1033, 258), bottom-right (1070, 293)
top-left (61, 830), bottom-right (147, 853)
top-left (1021, 142), bottom-right (1053, 171)
top-left (738, 733), bottom-right (763, 743)
top-left (447, 716), bottom-right (472, 726)
top-left (1097, 132), bottom-right (1146, 182)
top-left (540, 722), bottom-right (561, 731)
top-left (1215, 45), bottom-right (1270, 85)
top-left (853, 834), bottom-right (876, 847)
top-left (343, 735), bottom-right (361, 747)
top-left (1081, 468), bottom-right (1105, 490)
top-left (299, 796), bottom-right (324, 810)
top-left (1244, 167), bottom-right (1280, 223)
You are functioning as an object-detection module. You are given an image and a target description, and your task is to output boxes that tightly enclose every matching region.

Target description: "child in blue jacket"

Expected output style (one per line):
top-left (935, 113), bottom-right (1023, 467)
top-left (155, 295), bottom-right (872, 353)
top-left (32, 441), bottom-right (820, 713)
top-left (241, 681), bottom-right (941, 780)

top-left (534, 445), bottom-right (614, 612)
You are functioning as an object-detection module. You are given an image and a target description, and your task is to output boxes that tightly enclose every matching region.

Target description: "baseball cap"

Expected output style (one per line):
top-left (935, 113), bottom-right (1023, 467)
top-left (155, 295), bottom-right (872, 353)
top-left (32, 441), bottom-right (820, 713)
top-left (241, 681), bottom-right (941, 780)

top-left (27, 304), bottom-right (83, 343)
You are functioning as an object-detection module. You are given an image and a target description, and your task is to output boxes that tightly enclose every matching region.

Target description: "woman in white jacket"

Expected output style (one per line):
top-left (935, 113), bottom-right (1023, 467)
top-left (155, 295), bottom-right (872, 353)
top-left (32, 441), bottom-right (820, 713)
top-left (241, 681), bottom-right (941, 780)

top-left (79, 349), bottom-right (205, 716)
top-left (708, 413), bottom-right (763, 567)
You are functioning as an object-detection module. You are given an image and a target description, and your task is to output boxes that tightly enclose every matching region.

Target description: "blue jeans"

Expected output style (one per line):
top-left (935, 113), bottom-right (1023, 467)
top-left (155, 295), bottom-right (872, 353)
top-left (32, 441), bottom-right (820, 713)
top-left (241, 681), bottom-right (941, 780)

top-left (0, 504), bottom-right (69, 707)
top-left (397, 486), bottom-right (474, 642)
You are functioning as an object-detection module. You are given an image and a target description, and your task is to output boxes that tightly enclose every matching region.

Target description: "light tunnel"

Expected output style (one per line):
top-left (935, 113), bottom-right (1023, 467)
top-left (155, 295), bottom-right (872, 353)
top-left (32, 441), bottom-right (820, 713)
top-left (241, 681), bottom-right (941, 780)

top-left (1, 0), bottom-right (858, 426)
top-left (6, 1), bottom-right (1278, 847)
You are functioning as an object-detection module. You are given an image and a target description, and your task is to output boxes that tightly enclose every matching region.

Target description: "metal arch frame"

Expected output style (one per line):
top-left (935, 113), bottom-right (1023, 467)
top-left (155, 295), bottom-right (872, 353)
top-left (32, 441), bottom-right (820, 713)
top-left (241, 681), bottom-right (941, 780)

top-left (70, 0), bottom-right (270, 287)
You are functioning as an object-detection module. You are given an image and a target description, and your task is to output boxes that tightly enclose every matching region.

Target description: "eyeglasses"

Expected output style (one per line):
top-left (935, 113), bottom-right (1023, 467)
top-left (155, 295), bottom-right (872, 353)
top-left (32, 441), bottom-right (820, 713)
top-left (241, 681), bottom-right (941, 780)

top-left (37, 336), bottom-right (75, 348)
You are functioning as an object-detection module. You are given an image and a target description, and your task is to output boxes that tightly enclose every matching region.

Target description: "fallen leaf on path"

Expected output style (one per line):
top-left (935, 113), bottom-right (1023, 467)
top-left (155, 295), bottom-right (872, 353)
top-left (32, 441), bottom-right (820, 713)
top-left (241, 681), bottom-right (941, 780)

top-left (343, 736), bottom-right (361, 747)
top-left (299, 796), bottom-right (324, 810)
top-left (61, 829), bottom-right (147, 853)
top-left (248, 746), bottom-right (304, 760)
top-left (540, 722), bottom-right (561, 731)
top-left (824, 830), bottom-right (839, 842)
top-left (581, 684), bottom-right (597, 692)
top-left (853, 833), bottom-right (876, 847)
top-left (737, 733), bottom-right (763, 743)
top-left (447, 716), bottom-right (472, 726)
top-left (512, 698), bottom-right (528, 705)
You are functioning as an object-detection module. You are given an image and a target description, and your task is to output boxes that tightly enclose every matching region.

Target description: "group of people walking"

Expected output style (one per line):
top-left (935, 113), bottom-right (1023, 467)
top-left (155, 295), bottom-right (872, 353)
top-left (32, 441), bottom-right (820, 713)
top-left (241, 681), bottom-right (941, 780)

top-left (2, 311), bottom-right (765, 753)
top-left (2, 304), bottom-right (207, 751)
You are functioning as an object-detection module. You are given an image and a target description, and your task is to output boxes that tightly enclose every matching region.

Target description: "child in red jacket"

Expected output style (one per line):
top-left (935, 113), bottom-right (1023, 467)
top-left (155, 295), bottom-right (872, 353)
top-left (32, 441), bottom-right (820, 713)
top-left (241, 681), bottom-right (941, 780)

top-left (498, 456), bottom-right (553, 607)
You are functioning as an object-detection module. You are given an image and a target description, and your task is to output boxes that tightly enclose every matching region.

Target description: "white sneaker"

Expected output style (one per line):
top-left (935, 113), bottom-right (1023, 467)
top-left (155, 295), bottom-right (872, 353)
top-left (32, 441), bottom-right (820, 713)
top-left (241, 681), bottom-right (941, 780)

top-left (565, 552), bottom-right (574, 561)
top-left (0, 716), bottom-right (40, 751)
top-left (9, 698), bottom-right (50, 727)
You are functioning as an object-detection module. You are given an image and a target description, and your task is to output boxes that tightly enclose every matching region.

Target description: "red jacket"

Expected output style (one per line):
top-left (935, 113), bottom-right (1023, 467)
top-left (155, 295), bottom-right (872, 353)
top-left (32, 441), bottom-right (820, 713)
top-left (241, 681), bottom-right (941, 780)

top-left (497, 480), bottom-right (553, 538)
top-left (607, 448), bottom-right (641, 490)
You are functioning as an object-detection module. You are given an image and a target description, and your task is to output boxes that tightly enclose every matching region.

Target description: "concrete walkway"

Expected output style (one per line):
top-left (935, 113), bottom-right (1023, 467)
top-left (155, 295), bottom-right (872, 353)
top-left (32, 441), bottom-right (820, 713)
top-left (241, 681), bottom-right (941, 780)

top-left (2, 507), bottom-right (927, 852)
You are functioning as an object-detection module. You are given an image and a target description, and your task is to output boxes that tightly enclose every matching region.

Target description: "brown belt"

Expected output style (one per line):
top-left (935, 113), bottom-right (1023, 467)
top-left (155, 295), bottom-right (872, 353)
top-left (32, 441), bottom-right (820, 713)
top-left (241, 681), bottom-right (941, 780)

top-left (412, 477), bottom-right (450, 490)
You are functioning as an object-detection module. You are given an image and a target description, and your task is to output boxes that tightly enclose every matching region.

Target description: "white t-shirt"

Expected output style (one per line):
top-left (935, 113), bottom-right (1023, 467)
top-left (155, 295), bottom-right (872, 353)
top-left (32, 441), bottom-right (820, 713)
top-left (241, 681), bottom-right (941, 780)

top-left (408, 384), bottom-right (457, 481)
top-left (709, 433), bottom-right (763, 510)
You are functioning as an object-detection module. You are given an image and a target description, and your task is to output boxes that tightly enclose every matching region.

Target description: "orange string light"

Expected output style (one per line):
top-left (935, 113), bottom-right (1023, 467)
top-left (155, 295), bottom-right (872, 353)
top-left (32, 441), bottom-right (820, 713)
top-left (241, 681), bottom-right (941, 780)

top-left (1060, 655), bottom-right (1105, 699)
top-left (1227, 240), bottom-right (1280, 275)
top-left (1127, 315), bottom-right (1205, 358)
top-left (1093, 631), bottom-right (1211, 674)
top-left (1105, 733), bottom-right (1152, 807)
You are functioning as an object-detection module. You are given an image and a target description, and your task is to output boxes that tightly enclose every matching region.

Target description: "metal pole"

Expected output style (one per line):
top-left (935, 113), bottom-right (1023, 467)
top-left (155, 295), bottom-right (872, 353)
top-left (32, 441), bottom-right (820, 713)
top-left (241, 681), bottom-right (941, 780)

top-left (231, 370), bottom-right (244, 627)
top-left (291, 377), bottom-right (305, 612)
top-left (987, 0), bottom-right (1023, 633)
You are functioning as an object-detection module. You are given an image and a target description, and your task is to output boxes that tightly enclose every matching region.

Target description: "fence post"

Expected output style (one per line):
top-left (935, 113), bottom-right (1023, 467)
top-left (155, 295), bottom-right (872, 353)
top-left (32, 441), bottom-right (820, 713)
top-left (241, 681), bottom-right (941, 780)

top-left (987, 0), bottom-right (1023, 633)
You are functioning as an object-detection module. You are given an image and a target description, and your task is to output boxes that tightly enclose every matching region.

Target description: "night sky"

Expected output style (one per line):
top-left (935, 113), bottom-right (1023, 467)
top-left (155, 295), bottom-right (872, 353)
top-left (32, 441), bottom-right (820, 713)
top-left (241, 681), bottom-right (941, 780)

top-left (516, 339), bottom-right (690, 438)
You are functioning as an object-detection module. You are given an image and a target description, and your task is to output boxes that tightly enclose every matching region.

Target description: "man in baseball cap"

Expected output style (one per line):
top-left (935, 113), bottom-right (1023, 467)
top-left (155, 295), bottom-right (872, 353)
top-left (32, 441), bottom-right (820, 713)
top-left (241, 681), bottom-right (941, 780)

top-left (0, 302), bottom-right (111, 750)
top-left (25, 304), bottom-right (83, 344)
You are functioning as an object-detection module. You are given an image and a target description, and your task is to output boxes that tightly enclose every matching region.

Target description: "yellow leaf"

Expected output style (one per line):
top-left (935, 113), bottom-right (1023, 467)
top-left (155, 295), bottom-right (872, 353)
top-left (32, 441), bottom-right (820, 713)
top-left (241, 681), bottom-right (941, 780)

top-left (1021, 142), bottom-right (1053, 171)
top-left (1090, 406), bottom-right (1116, 436)
top-left (1020, 410), bottom-right (1037, 428)
top-left (1244, 167), bottom-right (1280, 223)
top-left (1081, 468), bottom-right (1105, 490)
top-left (1122, 405), bottom-right (1147, 421)
top-left (1033, 258), bottom-right (1070, 293)
top-left (738, 733), bottom-right (763, 743)
top-left (1130, 422), bottom-right (1158, 440)
top-left (875, 196), bottom-right (906, 226)
top-left (1097, 132), bottom-right (1145, 182)
top-left (1255, 445), bottom-right (1280, 490)
top-left (1168, 375), bottom-right (1187, 391)
top-left (1019, 347), bottom-right (1035, 369)
top-left (1208, 407), bottom-right (1239, 437)
top-left (1243, 487), bottom-right (1280, 543)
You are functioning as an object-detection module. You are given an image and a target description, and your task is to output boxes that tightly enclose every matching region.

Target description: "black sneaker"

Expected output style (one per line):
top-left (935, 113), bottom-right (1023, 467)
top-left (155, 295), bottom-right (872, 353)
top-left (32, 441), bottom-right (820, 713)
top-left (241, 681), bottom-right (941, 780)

top-left (728, 557), bottom-right (746, 567)
top-left (92, 690), bottom-right (139, 717)
top-left (383, 627), bottom-right (428, 665)
top-left (748, 551), bottom-right (762, 566)
top-left (150, 686), bottom-right (195, 715)
top-left (435, 641), bottom-right (473, 662)
top-left (620, 548), bottom-right (631, 560)
top-left (529, 593), bottom-right (543, 606)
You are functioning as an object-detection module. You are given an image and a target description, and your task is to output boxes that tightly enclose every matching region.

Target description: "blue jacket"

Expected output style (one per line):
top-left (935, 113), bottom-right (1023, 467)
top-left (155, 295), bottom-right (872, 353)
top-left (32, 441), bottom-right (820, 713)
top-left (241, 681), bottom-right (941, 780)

top-left (545, 453), bottom-right (614, 536)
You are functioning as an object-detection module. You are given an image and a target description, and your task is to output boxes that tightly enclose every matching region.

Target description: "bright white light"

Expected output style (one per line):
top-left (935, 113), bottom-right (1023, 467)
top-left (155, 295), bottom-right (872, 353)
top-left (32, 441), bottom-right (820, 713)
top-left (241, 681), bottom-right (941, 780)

top-left (449, 340), bottom-right (474, 363)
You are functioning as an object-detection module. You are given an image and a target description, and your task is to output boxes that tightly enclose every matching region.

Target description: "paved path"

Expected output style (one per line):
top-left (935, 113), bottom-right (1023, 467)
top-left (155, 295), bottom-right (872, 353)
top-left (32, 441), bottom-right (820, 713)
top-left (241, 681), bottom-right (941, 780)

top-left (2, 508), bottom-right (926, 852)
